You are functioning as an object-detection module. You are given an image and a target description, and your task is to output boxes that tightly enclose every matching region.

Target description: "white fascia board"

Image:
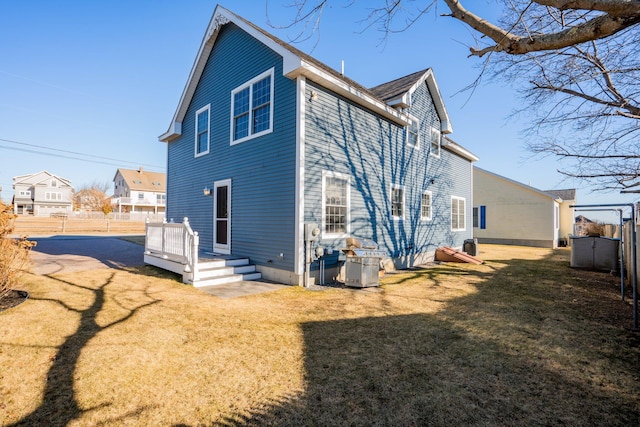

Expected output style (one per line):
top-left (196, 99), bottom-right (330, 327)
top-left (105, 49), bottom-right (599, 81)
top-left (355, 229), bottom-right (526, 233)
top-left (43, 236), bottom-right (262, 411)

top-left (442, 139), bottom-right (479, 162)
top-left (406, 69), bottom-right (453, 134)
top-left (294, 62), bottom-right (410, 126)
top-left (159, 122), bottom-right (182, 143)
top-left (386, 94), bottom-right (410, 109)
top-left (425, 72), bottom-right (452, 134)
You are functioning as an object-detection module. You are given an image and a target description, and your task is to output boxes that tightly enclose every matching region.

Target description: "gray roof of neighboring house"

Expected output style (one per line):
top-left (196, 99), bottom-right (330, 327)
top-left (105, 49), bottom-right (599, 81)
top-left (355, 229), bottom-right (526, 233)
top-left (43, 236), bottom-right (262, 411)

top-left (544, 189), bottom-right (576, 201)
top-left (575, 215), bottom-right (594, 223)
top-left (12, 170), bottom-right (72, 188)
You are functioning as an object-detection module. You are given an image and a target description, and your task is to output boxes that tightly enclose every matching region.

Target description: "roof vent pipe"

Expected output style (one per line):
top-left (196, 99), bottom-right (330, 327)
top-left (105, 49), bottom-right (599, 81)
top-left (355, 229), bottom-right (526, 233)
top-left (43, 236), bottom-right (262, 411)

top-left (341, 60), bottom-right (344, 76)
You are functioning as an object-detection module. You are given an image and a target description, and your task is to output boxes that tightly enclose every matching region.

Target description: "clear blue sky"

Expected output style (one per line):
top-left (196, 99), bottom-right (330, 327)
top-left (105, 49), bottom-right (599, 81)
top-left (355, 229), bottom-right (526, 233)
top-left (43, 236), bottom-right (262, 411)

top-left (0, 0), bottom-right (634, 222)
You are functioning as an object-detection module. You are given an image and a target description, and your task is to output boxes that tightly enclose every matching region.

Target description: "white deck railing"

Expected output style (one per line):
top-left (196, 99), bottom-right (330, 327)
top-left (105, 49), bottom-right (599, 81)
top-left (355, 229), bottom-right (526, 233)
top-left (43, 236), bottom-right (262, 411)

top-left (145, 217), bottom-right (200, 281)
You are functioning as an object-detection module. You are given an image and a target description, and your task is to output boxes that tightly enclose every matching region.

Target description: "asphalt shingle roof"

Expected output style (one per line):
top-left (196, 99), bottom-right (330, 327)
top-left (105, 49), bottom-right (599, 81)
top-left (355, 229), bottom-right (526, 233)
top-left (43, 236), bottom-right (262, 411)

top-left (369, 69), bottom-right (430, 103)
top-left (117, 168), bottom-right (166, 192)
top-left (544, 188), bottom-right (576, 201)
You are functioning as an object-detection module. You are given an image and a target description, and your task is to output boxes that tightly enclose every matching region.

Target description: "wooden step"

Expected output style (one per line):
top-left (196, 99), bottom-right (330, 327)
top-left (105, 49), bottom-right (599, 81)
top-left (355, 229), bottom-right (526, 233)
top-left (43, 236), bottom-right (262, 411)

top-left (192, 272), bottom-right (262, 287)
top-left (191, 257), bottom-right (261, 287)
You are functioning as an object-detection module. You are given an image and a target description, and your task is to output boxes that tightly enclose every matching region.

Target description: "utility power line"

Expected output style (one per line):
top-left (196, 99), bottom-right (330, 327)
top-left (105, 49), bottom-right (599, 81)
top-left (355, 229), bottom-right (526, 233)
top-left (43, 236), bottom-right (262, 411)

top-left (0, 137), bottom-right (165, 170)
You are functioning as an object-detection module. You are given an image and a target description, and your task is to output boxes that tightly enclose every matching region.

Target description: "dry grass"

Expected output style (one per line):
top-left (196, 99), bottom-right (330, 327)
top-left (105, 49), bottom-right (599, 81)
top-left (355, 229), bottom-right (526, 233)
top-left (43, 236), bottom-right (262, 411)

top-left (1, 245), bottom-right (638, 426)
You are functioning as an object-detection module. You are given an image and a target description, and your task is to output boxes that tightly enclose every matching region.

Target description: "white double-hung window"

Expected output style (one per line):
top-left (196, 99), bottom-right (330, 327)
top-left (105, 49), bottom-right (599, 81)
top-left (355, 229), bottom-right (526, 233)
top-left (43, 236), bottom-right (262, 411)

top-left (406, 116), bottom-right (419, 149)
top-left (421, 190), bottom-right (432, 221)
top-left (391, 184), bottom-right (405, 220)
top-left (451, 196), bottom-right (466, 231)
top-left (195, 104), bottom-right (210, 157)
top-left (430, 126), bottom-right (441, 158)
top-left (322, 171), bottom-right (350, 237)
top-left (231, 68), bottom-right (274, 144)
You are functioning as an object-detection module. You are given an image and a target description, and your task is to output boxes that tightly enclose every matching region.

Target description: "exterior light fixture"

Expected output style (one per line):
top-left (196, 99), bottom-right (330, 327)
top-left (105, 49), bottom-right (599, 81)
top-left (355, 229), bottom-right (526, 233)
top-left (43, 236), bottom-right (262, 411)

top-left (203, 187), bottom-right (212, 196)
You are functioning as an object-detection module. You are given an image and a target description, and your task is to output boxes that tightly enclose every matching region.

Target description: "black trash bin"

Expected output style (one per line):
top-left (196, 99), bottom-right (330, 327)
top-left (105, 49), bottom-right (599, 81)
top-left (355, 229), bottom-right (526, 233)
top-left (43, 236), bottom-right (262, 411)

top-left (463, 238), bottom-right (478, 256)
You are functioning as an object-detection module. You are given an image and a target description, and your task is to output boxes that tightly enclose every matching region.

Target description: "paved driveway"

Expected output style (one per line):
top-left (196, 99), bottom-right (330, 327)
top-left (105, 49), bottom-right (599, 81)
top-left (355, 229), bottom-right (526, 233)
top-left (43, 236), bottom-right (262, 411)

top-left (29, 236), bottom-right (144, 275)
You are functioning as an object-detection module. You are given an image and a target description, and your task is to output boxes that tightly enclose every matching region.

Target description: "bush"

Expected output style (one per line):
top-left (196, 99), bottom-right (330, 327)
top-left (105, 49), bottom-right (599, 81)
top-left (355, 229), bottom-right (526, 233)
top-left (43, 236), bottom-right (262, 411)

top-left (0, 202), bottom-right (33, 299)
top-left (585, 222), bottom-right (606, 237)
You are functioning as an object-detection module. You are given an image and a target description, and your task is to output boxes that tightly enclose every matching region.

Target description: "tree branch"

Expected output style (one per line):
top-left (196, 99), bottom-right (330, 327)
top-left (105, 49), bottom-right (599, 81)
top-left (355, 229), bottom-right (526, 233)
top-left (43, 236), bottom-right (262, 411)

top-left (443, 0), bottom-right (640, 56)
top-left (534, 0), bottom-right (640, 16)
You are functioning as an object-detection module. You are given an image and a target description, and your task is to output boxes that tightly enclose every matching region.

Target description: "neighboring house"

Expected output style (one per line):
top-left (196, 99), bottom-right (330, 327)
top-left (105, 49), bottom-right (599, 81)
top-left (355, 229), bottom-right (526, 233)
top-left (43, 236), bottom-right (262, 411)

top-left (12, 171), bottom-right (74, 216)
top-left (574, 215), bottom-right (594, 236)
top-left (112, 167), bottom-right (166, 214)
top-left (473, 167), bottom-right (576, 248)
top-left (154, 4), bottom-right (478, 286)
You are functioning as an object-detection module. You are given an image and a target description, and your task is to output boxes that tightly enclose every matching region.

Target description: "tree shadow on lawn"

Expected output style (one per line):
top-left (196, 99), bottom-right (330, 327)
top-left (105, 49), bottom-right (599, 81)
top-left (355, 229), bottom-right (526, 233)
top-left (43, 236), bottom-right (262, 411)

top-left (216, 251), bottom-right (640, 426)
top-left (8, 271), bottom-right (161, 427)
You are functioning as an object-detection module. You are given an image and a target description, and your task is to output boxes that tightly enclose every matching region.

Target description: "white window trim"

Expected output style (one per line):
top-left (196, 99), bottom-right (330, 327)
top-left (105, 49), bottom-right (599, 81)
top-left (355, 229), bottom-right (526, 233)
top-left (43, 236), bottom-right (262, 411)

top-left (430, 126), bottom-right (441, 158)
top-left (195, 104), bottom-right (210, 157)
top-left (451, 196), bottom-right (466, 231)
top-left (406, 114), bottom-right (420, 150)
top-left (321, 170), bottom-right (351, 238)
top-left (390, 184), bottom-right (405, 221)
top-left (230, 68), bottom-right (275, 146)
top-left (421, 190), bottom-right (432, 221)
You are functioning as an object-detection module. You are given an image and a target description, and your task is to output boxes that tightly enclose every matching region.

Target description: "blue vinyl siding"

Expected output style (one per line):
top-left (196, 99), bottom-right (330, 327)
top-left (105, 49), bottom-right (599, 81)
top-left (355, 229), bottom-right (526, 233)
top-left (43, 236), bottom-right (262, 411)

top-left (304, 79), bottom-right (473, 262)
top-left (166, 23), bottom-right (297, 271)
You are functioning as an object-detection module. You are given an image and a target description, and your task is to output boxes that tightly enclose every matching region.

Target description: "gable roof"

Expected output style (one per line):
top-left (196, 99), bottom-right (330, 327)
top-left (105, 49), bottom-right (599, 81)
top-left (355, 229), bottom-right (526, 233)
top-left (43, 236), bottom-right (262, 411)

top-left (575, 215), bottom-right (594, 223)
top-left (543, 188), bottom-right (576, 202)
top-left (13, 171), bottom-right (72, 188)
top-left (474, 167), bottom-right (561, 201)
top-left (160, 4), bottom-right (453, 142)
top-left (115, 168), bottom-right (166, 192)
top-left (369, 69), bottom-right (452, 133)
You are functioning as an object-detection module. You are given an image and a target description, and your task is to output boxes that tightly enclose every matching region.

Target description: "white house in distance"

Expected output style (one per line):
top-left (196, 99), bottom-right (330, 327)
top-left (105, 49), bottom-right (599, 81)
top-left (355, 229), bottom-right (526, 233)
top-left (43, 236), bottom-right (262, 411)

top-left (473, 167), bottom-right (576, 248)
top-left (112, 167), bottom-right (166, 214)
top-left (12, 171), bottom-right (74, 216)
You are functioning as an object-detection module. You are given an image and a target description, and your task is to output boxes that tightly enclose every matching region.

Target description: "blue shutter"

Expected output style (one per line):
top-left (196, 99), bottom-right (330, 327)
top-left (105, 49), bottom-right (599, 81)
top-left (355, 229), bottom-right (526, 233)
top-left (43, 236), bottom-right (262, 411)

top-left (480, 205), bottom-right (486, 229)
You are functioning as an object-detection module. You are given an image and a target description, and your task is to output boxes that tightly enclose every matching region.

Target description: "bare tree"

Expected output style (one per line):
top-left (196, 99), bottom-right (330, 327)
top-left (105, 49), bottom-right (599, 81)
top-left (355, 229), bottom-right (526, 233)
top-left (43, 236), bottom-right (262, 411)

top-left (278, 0), bottom-right (640, 189)
top-left (74, 181), bottom-right (113, 214)
top-left (493, 27), bottom-right (640, 190)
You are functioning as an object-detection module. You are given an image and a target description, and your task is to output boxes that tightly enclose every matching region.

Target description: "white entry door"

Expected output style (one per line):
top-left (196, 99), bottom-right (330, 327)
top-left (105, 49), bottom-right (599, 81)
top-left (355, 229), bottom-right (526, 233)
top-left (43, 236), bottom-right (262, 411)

top-left (213, 179), bottom-right (231, 254)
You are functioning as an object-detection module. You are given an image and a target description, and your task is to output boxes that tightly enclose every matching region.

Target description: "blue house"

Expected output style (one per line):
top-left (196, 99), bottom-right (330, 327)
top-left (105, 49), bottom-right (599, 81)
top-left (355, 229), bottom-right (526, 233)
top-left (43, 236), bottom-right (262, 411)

top-left (148, 4), bottom-right (478, 287)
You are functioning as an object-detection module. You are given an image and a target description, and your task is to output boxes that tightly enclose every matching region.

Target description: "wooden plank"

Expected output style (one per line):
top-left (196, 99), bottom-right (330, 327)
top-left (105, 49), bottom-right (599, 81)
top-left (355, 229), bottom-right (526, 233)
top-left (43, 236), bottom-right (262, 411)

top-left (435, 246), bottom-right (484, 265)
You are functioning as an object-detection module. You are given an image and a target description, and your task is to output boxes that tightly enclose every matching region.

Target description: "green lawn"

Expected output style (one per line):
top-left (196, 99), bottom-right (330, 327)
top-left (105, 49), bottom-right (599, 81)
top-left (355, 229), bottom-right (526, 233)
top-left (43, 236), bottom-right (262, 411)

top-left (1, 245), bottom-right (638, 426)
